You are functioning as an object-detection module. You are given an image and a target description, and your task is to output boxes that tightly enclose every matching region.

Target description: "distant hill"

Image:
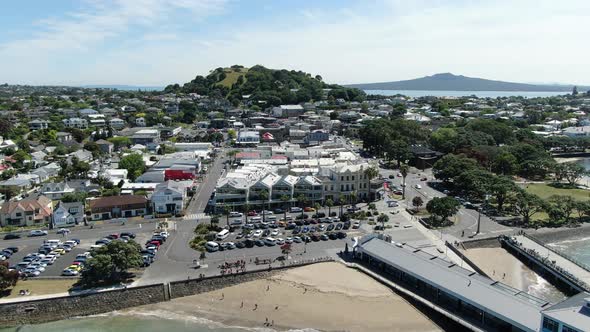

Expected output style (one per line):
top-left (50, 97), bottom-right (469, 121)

top-left (346, 73), bottom-right (589, 92)
top-left (164, 65), bottom-right (365, 106)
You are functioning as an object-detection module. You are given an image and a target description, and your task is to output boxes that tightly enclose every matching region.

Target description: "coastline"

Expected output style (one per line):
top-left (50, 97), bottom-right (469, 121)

top-left (127, 262), bottom-right (441, 332)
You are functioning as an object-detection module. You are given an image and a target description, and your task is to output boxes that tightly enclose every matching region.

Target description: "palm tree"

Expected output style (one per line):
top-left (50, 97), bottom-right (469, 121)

top-left (350, 191), bottom-right (357, 208)
top-left (259, 189), bottom-right (269, 224)
top-left (400, 164), bottom-right (409, 200)
top-left (243, 203), bottom-right (249, 224)
top-left (364, 166), bottom-right (379, 201)
top-left (280, 194), bottom-right (290, 221)
top-left (377, 213), bottom-right (389, 231)
top-left (314, 202), bottom-right (321, 216)
top-left (337, 195), bottom-right (345, 217)
top-left (222, 206), bottom-right (231, 228)
top-left (325, 198), bottom-right (334, 217)
top-left (296, 194), bottom-right (307, 218)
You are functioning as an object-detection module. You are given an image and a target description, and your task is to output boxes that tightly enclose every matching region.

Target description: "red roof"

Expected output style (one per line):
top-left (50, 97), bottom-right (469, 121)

top-left (271, 155), bottom-right (287, 160)
top-left (235, 152), bottom-right (260, 159)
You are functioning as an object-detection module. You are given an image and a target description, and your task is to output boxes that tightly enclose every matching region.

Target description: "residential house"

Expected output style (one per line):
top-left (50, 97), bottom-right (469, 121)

top-left (63, 117), bottom-right (88, 129)
top-left (131, 129), bottom-right (160, 149)
top-left (0, 178), bottom-right (32, 198)
top-left (28, 119), bottom-right (49, 130)
top-left (109, 118), bottom-right (126, 129)
top-left (56, 132), bottom-right (73, 144)
top-left (0, 137), bottom-right (17, 151)
top-left (0, 196), bottom-right (53, 227)
top-left (89, 195), bottom-right (148, 220)
top-left (52, 201), bottom-right (85, 226)
top-left (95, 139), bottom-right (114, 154)
top-left (40, 182), bottom-right (75, 200)
top-left (236, 130), bottom-right (260, 145)
top-left (136, 117), bottom-right (146, 127)
top-left (272, 105), bottom-right (305, 118)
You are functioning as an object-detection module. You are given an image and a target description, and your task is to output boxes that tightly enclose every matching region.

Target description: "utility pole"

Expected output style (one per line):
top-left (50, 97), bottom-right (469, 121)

top-left (476, 208), bottom-right (481, 235)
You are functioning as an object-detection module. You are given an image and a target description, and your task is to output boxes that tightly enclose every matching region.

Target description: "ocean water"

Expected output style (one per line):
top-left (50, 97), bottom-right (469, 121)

top-left (547, 236), bottom-right (590, 270)
top-left (364, 90), bottom-right (568, 98)
top-left (0, 309), bottom-right (319, 332)
top-left (577, 158), bottom-right (590, 171)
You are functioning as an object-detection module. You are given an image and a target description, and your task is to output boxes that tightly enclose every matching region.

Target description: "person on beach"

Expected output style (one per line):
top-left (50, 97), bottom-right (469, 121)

top-left (267, 285), bottom-right (270, 291)
top-left (221, 293), bottom-right (224, 300)
top-left (275, 306), bottom-right (279, 310)
top-left (253, 303), bottom-right (258, 310)
top-left (240, 301), bottom-right (243, 308)
top-left (271, 320), bottom-right (274, 326)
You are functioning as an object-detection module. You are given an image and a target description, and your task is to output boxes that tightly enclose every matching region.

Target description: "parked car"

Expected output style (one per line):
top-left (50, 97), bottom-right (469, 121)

top-left (320, 234), bottom-right (329, 241)
top-left (29, 230), bottom-right (48, 237)
top-left (303, 207), bottom-right (315, 212)
top-left (290, 207), bottom-right (303, 213)
top-left (120, 232), bottom-right (136, 239)
top-left (415, 184), bottom-right (422, 189)
top-left (56, 228), bottom-right (70, 235)
top-left (62, 269), bottom-right (79, 276)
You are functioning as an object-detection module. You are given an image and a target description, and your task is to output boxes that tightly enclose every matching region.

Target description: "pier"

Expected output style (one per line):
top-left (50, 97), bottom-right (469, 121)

top-left (499, 234), bottom-right (590, 294)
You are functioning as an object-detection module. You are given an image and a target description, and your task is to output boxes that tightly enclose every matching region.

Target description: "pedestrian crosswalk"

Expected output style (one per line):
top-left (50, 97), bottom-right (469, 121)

top-left (183, 213), bottom-right (208, 220)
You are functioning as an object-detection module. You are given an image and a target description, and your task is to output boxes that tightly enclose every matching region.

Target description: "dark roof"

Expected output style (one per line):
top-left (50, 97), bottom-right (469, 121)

top-left (89, 195), bottom-right (147, 209)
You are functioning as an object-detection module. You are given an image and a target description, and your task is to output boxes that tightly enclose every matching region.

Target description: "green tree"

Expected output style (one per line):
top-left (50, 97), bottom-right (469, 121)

top-left (555, 162), bottom-right (586, 186)
top-left (492, 150), bottom-right (519, 176)
top-left (426, 197), bottom-right (460, 224)
top-left (0, 261), bottom-right (19, 291)
top-left (433, 154), bottom-right (479, 183)
top-left (547, 195), bottom-right (576, 225)
top-left (377, 213), bottom-right (389, 230)
top-left (511, 189), bottom-right (544, 225)
top-left (429, 127), bottom-right (458, 154)
top-left (400, 164), bottom-right (409, 199)
top-left (488, 176), bottom-right (515, 212)
top-left (364, 166), bottom-right (379, 201)
top-left (412, 196), bottom-right (424, 211)
top-left (107, 136), bottom-right (131, 150)
top-left (296, 194), bottom-right (307, 218)
top-left (210, 215), bottom-right (220, 227)
top-left (81, 240), bottom-right (142, 286)
top-left (259, 190), bottom-right (269, 223)
top-left (325, 198), bottom-right (334, 216)
top-left (280, 195), bottom-right (290, 220)
top-left (119, 153), bottom-right (146, 181)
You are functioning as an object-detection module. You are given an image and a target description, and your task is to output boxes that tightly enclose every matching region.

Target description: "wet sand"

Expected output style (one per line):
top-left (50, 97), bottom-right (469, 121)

top-left (132, 262), bottom-right (441, 332)
top-left (464, 247), bottom-right (566, 303)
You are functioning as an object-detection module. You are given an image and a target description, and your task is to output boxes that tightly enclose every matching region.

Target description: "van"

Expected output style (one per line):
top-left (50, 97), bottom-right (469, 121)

top-left (205, 241), bottom-right (219, 252)
top-left (230, 219), bottom-right (243, 226)
top-left (216, 229), bottom-right (230, 240)
top-left (250, 216), bottom-right (262, 222)
top-left (264, 237), bottom-right (276, 246)
top-left (45, 239), bottom-right (62, 246)
top-left (267, 216), bottom-right (277, 222)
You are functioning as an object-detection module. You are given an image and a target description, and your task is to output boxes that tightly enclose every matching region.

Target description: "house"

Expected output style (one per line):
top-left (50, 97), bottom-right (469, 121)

top-left (109, 118), bottom-right (126, 129)
top-left (540, 292), bottom-right (590, 332)
top-left (56, 132), bottom-right (73, 144)
top-left (0, 196), bottom-right (53, 227)
top-left (67, 149), bottom-right (93, 163)
top-left (135, 117), bottom-right (146, 127)
top-left (52, 201), bottom-right (85, 226)
top-left (95, 139), bottom-right (114, 154)
top-left (88, 195), bottom-right (148, 220)
top-left (79, 108), bottom-right (98, 116)
top-left (28, 119), bottom-right (49, 130)
top-left (272, 105), bottom-right (305, 118)
top-left (0, 137), bottom-right (17, 151)
top-left (236, 130), bottom-right (260, 145)
top-left (151, 181), bottom-right (189, 215)
top-left (40, 182), bottom-right (75, 200)
top-left (305, 129), bottom-right (329, 145)
top-left (62, 117), bottom-right (88, 129)
top-left (131, 129), bottom-right (160, 149)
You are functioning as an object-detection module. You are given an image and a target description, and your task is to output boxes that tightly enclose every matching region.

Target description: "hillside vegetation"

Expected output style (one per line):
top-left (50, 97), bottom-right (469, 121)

top-left (164, 65), bottom-right (365, 106)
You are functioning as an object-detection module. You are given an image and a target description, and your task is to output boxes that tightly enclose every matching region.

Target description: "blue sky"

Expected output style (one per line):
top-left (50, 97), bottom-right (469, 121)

top-left (1, 0), bottom-right (589, 86)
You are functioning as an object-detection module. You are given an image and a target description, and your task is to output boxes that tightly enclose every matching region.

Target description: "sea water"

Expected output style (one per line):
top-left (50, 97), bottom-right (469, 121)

top-left (0, 309), bottom-right (319, 332)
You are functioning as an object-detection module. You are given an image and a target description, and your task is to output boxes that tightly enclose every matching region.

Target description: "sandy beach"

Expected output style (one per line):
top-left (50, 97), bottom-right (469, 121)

top-left (464, 248), bottom-right (566, 303)
top-left (130, 262), bottom-right (441, 332)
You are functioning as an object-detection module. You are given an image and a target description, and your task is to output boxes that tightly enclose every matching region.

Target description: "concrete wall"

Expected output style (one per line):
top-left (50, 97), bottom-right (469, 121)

top-left (0, 284), bottom-right (166, 327)
top-left (0, 260), bottom-right (332, 328)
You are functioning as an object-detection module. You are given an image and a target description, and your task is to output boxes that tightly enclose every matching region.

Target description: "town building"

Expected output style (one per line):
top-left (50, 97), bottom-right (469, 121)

top-left (0, 196), bottom-right (53, 227)
top-left (52, 201), bottom-right (85, 226)
top-left (88, 195), bottom-right (148, 220)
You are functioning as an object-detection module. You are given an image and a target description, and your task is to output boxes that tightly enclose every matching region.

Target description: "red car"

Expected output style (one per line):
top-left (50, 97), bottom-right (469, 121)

top-left (247, 211), bottom-right (258, 216)
top-left (303, 207), bottom-right (315, 212)
top-left (147, 240), bottom-right (161, 247)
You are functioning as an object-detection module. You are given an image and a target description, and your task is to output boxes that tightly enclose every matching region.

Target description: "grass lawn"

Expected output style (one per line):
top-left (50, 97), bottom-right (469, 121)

top-left (524, 183), bottom-right (590, 201)
top-left (216, 67), bottom-right (249, 88)
top-left (3, 279), bottom-right (77, 299)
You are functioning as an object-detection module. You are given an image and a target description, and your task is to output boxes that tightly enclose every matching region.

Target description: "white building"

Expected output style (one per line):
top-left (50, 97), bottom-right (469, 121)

top-left (236, 130), bottom-right (260, 145)
top-left (151, 181), bottom-right (189, 215)
top-left (63, 117), bottom-right (88, 129)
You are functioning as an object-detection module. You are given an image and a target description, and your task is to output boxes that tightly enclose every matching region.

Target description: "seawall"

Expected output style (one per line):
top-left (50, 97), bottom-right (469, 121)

top-left (0, 260), bottom-right (331, 327)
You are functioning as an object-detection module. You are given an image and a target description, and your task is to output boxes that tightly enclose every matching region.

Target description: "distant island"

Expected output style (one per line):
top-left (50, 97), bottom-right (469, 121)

top-left (81, 85), bottom-right (164, 91)
top-left (346, 73), bottom-right (590, 92)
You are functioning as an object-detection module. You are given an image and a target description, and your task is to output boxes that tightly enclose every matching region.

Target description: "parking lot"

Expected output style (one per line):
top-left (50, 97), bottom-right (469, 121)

top-left (1, 225), bottom-right (162, 278)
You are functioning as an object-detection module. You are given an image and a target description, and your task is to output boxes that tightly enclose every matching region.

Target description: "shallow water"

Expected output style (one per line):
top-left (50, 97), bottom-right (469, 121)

top-left (0, 309), bottom-right (319, 332)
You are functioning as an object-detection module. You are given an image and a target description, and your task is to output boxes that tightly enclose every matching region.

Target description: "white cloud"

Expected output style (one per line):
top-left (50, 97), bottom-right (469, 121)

top-left (1, 0), bottom-right (590, 86)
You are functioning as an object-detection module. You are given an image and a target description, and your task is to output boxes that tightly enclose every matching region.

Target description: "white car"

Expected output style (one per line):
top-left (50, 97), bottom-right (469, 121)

top-left (29, 230), bottom-right (48, 237)
top-left (45, 254), bottom-right (57, 262)
top-left (261, 210), bottom-right (274, 215)
top-left (40, 258), bottom-right (54, 266)
top-left (24, 268), bottom-right (41, 277)
top-left (229, 212), bottom-right (243, 218)
top-left (270, 230), bottom-right (279, 237)
top-left (64, 240), bottom-right (78, 247)
top-left (159, 231), bottom-right (170, 239)
top-left (62, 269), bottom-right (79, 276)
top-left (28, 262), bottom-right (46, 272)
top-left (293, 236), bottom-right (302, 243)
top-left (285, 237), bottom-right (293, 244)
top-left (415, 184), bottom-right (422, 189)
top-left (276, 238), bottom-right (285, 245)
top-left (253, 230), bottom-right (263, 238)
